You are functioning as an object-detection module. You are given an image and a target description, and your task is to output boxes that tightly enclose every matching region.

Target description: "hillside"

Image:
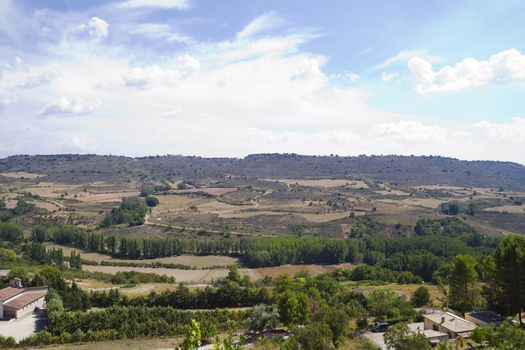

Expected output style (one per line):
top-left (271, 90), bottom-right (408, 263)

top-left (1, 154), bottom-right (525, 190)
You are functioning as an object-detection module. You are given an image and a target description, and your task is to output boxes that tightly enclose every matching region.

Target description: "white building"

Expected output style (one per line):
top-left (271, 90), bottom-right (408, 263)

top-left (423, 310), bottom-right (477, 339)
top-left (0, 279), bottom-right (47, 319)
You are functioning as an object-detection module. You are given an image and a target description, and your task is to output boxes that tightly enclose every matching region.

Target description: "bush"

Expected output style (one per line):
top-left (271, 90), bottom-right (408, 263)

top-left (146, 196), bottom-right (159, 207)
top-left (411, 286), bottom-right (430, 307)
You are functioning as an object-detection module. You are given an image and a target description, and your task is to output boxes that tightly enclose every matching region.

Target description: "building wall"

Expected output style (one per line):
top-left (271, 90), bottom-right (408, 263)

top-left (465, 314), bottom-right (487, 327)
top-left (424, 319), bottom-right (456, 339)
top-left (3, 296), bottom-right (45, 319)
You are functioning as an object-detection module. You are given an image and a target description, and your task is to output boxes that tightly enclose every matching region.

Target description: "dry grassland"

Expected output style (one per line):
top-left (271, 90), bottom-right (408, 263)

top-left (0, 172), bottom-right (47, 179)
top-left (272, 178), bottom-right (368, 188)
top-left (484, 204), bottom-right (525, 214)
top-left (66, 191), bottom-right (140, 203)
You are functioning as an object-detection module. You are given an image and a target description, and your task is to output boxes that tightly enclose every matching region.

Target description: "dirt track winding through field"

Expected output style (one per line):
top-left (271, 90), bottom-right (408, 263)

top-left (143, 214), bottom-right (276, 238)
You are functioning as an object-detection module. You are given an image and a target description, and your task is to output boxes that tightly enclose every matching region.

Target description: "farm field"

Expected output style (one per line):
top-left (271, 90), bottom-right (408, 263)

top-left (2, 168), bottom-right (525, 237)
top-left (272, 178), bottom-right (369, 188)
top-left (0, 171), bottom-right (46, 179)
top-left (82, 263), bottom-right (354, 284)
top-left (44, 243), bottom-right (239, 268)
top-left (32, 337), bottom-right (184, 350)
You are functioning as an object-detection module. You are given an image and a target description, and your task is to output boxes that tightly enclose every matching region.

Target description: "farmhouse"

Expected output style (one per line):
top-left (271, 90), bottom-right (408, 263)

top-left (423, 310), bottom-right (477, 339)
top-left (0, 279), bottom-right (47, 319)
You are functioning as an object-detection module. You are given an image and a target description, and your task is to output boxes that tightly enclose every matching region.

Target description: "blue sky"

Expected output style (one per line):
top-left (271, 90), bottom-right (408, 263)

top-left (1, 0), bottom-right (525, 162)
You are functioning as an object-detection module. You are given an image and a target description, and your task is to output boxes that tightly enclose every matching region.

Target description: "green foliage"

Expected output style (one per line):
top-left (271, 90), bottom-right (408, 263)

top-left (448, 254), bottom-right (480, 313)
top-left (367, 289), bottom-right (415, 321)
top-left (440, 201), bottom-right (461, 215)
top-left (294, 322), bottom-right (334, 350)
top-left (145, 196), bottom-right (159, 207)
top-left (11, 199), bottom-right (37, 216)
top-left (278, 290), bottom-right (309, 326)
top-left (0, 222), bottom-right (23, 243)
top-left (384, 322), bottom-right (431, 350)
top-left (470, 322), bottom-right (525, 349)
top-left (101, 198), bottom-right (147, 227)
top-left (484, 235), bottom-right (525, 324)
top-left (411, 286), bottom-right (430, 307)
top-left (69, 251), bottom-right (82, 270)
top-left (246, 304), bottom-right (280, 334)
top-left (181, 319), bottom-right (202, 350)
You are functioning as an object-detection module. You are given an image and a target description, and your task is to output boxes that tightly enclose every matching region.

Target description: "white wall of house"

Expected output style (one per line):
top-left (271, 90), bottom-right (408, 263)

top-left (3, 296), bottom-right (45, 319)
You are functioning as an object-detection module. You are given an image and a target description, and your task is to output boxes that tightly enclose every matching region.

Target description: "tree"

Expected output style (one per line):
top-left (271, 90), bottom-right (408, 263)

top-left (294, 322), bottom-right (334, 350)
top-left (470, 322), bottom-right (525, 349)
top-left (180, 319), bottom-right (202, 350)
top-left (146, 196), bottom-right (159, 207)
top-left (246, 304), bottom-right (279, 334)
top-left (278, 290), bottom-right (309, 327)
top-left (0, 222), bottom-right (23, 243)
top-left (384, 323), bottom-right (430, 350)
top-left (490, 235), bottom-right (525, 325)
top-left (448, 255), bottom-right (480, 313)
top-left (411, 286), bottom-right (430, 307)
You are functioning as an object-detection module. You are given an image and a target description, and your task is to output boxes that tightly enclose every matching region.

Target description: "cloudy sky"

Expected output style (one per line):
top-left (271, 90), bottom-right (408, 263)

top-left (1, 0), bottom-right (525, 163)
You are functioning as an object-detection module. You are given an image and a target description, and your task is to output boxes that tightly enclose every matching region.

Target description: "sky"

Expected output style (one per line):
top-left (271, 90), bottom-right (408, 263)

top-left (1, 0), bottom-right (525, 163)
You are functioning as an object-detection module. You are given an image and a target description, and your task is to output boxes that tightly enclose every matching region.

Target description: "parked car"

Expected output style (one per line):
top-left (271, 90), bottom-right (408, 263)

top-left (370, 322), bottom-right (389, 333)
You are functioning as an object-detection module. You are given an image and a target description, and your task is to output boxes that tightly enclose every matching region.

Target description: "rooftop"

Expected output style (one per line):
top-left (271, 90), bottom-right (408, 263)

top-left (424, 311), bottom-right (477, 333)
top-left (0, 287), bottom-right (24, 301)
top-left (467, 311), bottom-right (507, 324)
top-left (3, 291), bottom-right (47, 310)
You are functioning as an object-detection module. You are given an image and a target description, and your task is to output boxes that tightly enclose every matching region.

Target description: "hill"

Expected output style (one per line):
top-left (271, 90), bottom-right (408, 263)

top-left (1, 153), bottom-right (525, 190)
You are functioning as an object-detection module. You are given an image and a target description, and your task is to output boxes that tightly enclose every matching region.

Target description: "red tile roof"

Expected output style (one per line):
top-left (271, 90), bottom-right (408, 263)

top-left (3, 291), bottom-right (46, 310)
top-left (0, 287), bottom-right (24, 301)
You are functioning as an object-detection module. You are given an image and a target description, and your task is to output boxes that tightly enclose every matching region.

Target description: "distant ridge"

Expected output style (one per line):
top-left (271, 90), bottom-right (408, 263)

top-left (1, 153), bottom-right (525, 191)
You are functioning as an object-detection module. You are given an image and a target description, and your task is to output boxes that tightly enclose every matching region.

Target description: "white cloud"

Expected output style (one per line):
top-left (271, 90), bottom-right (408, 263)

top-left (371, 120), bottom-right (448, 142)
top-left (346, 72), bottom-right (360, 82)
top-left (0, 96), bottom-right (17, 110)
top-left (77, 17), bottom-right (109, 39)
top-left (473, 118), bottom-right (525, 142)
top-left (118, 0), bottom-right (190, 9)
top-left (123, 55), bottom-right (200, 89)
top-left (371, 49), bottom-right (444, 72)
top-left (409, 48), bottom-right (525, 94)
top-left (3, 7), bottom-right (525, 163)
top-left (237, 12), bottom-right (284, 39)
top-left (129, 23), bottom-right (193, 44)
top-left (18, 70), bottom-right (59, 88)
top-left (39, 96), bottom-right (100, 117)
top-left (290, 58), bottom-right (325, 81)
top-left (381, 72), bottom-right (399, 82)
top-left (61, 134), bottom-right (96, 153)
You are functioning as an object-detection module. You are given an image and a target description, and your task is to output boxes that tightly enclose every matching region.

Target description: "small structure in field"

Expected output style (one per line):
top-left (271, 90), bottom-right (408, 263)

top-left (0, 279), bottom-right (48, 319)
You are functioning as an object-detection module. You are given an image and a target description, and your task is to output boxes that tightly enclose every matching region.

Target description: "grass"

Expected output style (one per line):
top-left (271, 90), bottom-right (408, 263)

top-left (32, 337), bottom-right (183, 350)
top-left (0, 171), bottom-right (46, 179)
top-left (344, 282), bottom-right (445, 306)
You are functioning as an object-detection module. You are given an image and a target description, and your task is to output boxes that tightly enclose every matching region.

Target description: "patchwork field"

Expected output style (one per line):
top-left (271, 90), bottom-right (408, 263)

top-left (3, 172), bottom-right (524, 237)
top-left (82, 263), bottom-right (354, 284)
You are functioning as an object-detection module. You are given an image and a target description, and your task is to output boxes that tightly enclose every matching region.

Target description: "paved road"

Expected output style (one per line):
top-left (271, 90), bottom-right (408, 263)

top-left (0, 310), bottom-right (47, 341)
top-left (363, 332), bottom-right (387, 350)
